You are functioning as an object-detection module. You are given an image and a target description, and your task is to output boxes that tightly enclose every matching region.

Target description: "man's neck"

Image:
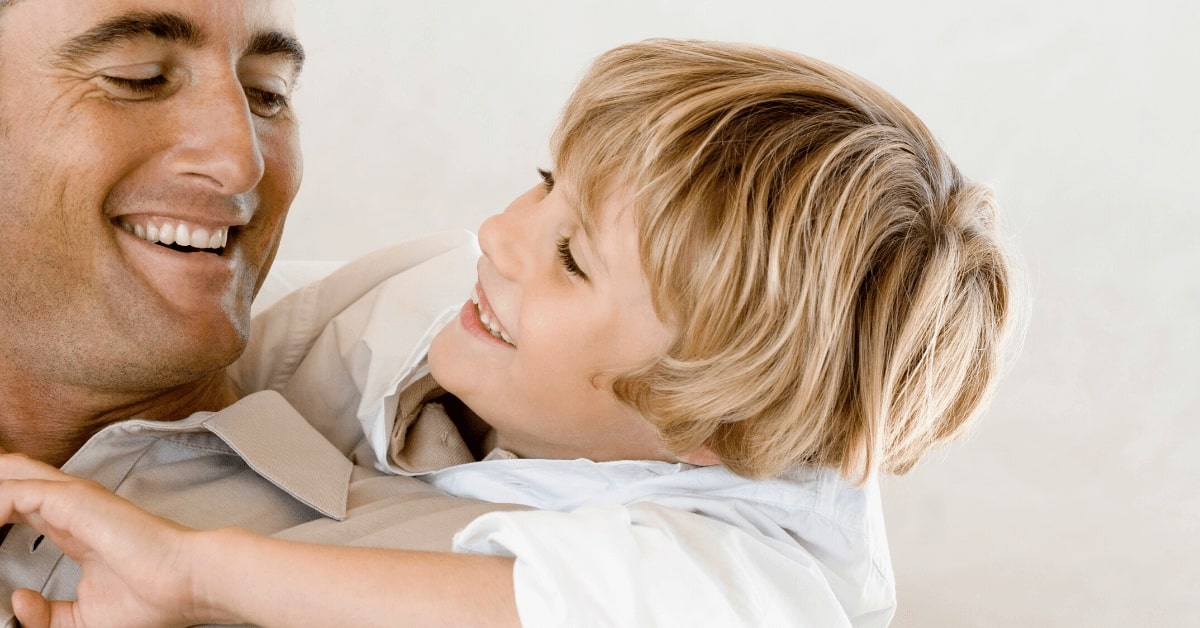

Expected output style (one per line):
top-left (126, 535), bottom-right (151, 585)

top-left (0, 371), bottom-right (239, 467)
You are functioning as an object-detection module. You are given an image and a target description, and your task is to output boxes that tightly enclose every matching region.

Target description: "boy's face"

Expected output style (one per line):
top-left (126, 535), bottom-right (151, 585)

top-left (429, 174), bottom-right (675, 462)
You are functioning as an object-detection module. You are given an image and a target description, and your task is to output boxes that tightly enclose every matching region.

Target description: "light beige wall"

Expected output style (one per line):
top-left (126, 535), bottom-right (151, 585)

top-left (286, 1), bottom-right (1200, 625)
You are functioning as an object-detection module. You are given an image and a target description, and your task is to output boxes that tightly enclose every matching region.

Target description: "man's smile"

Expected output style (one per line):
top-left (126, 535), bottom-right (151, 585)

top-left (115, 215), bottom-right (234, 255)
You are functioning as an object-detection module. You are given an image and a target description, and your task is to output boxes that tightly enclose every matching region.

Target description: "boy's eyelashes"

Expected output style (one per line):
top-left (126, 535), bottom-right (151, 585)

top-left (556, 236), bottom-right (588, 280)
top-left (537, 168), bottom-right (555, 193)
top-left (537, 167), bottom-right (586, 280)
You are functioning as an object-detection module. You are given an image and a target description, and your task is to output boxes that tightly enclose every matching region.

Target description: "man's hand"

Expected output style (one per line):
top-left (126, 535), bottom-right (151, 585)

top-left (0, 454), bottom-right (222, 628)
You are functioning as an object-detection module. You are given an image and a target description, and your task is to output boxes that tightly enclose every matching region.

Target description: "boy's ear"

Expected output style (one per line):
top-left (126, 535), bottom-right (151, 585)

top-left (678, 445), bottom-right (721, 467)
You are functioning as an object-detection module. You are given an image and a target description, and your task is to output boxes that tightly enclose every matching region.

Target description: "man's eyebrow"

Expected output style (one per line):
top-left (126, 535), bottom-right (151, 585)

top-left (50, 12), bottom-right (303, 76)
top-left (246, 30), bottom-right (305, 76)
top-left (53, 12), bottom-right (204, 65)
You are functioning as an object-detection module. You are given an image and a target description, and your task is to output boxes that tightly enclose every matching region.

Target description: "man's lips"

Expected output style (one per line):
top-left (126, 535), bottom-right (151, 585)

top-left (108, 213), bottom-right (244, 304)
top-left (114, 215), bottom-right (232, 253)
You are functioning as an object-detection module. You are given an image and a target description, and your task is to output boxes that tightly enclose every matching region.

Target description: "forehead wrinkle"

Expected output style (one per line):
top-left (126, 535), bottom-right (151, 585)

top-left (51, 11), bottom-right (205, 66)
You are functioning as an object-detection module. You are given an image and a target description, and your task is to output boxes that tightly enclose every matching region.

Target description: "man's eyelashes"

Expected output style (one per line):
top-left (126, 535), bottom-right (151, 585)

top-left (100, 74), bottom-right (167, 94)
top-left (97, 74), bottom-right (290, 118)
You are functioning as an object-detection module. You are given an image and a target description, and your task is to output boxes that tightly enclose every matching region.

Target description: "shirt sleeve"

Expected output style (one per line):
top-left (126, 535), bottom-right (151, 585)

top-left (452, 502), bottom-right (853, 627)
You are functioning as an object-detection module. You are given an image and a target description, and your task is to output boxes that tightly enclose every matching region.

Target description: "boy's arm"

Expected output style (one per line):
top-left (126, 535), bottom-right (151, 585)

top-left (0, 454), bottom-right (519, 628)
top-left (196, 530), bottom-right (518, 627)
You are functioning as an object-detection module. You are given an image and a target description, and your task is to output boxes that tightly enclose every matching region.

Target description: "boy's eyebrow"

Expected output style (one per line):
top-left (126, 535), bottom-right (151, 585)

top-left (560, 183), bottom-right (611, 275)
top-left (574, 205), bottom-right (610, 276)
top-left (52, 11), bottom-right (305, 76)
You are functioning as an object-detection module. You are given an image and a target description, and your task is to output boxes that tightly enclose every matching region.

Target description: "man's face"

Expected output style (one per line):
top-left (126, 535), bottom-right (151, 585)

top-left (0, 0), bottom-right (302, 392)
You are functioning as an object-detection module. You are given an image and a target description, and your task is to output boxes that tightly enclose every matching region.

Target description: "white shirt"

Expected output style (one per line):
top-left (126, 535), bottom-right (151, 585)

top-left (245, 232), bottom-right (897, 626)
top-left (443, 460), bottom-right (895, 627)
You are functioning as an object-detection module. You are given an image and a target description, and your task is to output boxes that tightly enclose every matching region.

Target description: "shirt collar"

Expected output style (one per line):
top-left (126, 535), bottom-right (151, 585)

top-left (202, 390), bottom-right (352, 520)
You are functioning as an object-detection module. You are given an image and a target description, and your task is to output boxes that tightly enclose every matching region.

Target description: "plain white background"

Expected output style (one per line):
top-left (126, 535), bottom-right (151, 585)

top-left (285, 1), bottom-right (1199, 625)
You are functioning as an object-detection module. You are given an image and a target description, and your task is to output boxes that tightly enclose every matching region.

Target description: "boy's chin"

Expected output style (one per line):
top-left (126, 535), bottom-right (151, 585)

top-left (426, 328), bottom-right (461, 394)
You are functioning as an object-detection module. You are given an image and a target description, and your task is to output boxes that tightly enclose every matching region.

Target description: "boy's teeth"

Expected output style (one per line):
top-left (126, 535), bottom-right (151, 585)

top-left (472, 285), bottom-right (515, 346)
top-left (480, 308), bottom-right (512, 344)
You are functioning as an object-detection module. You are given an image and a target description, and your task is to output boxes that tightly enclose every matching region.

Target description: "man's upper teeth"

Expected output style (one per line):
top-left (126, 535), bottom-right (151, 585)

top-left (119, 218), bottom-right (228, 250)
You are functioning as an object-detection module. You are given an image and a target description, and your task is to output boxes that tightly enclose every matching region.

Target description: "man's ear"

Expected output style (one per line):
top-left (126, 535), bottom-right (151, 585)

top-left (677, 445), bottom-right (721, 466)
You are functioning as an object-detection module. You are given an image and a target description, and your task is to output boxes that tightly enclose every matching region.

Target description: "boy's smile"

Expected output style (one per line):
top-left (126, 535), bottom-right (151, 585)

top-left (465, 283), bottom-right (516, 346)
top-left (428, 174), bottom-right (677, 463)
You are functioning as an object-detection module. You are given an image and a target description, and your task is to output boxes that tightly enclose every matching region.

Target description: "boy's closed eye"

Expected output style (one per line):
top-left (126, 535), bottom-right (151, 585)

top-left (556, 236), bottom-right (588, 280)
top-left (537, 168), bottom-right (589, 281)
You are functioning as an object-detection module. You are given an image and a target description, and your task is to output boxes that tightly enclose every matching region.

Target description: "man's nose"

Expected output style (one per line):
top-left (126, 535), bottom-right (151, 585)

top-left (167, 80), bottom-right (266, 195)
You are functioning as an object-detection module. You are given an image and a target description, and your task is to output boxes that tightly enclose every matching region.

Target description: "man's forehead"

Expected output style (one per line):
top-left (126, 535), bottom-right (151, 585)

top-left (1, 0), bottom-right (297, 38)
top-left (1, 0), bottom-right (301, 72)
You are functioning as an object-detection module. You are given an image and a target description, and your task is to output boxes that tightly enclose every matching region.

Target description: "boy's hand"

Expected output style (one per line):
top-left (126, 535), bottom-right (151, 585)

top-left (0, 453), bottom-right (220, 628)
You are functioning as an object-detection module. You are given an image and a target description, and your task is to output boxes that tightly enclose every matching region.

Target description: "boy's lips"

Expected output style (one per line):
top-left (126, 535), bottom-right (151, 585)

top-left (471, 283), bottom-right (515, 346)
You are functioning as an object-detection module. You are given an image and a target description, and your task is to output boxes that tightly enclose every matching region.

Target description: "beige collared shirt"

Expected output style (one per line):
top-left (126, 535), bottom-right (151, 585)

top-left (0, 390), bottom-right (520, 627)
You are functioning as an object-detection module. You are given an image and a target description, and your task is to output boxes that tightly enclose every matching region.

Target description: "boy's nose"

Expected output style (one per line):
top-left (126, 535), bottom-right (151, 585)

top-left (477, 210), bottom-right (525, 281)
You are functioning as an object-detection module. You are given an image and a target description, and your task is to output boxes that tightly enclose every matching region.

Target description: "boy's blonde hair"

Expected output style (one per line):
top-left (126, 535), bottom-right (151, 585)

top-left (553, 39), bottom-right (1015, 482)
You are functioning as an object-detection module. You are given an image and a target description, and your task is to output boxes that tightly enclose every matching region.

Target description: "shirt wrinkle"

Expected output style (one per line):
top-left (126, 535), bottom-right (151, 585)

top-left (267, 282), bottom-right (324, 392)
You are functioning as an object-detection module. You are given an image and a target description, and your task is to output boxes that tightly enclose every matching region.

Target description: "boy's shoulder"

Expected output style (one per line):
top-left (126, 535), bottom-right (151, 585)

top-left (440, 459), bottom-right (896, 625)
top-left (427, 458), bottom-right (887, 552)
